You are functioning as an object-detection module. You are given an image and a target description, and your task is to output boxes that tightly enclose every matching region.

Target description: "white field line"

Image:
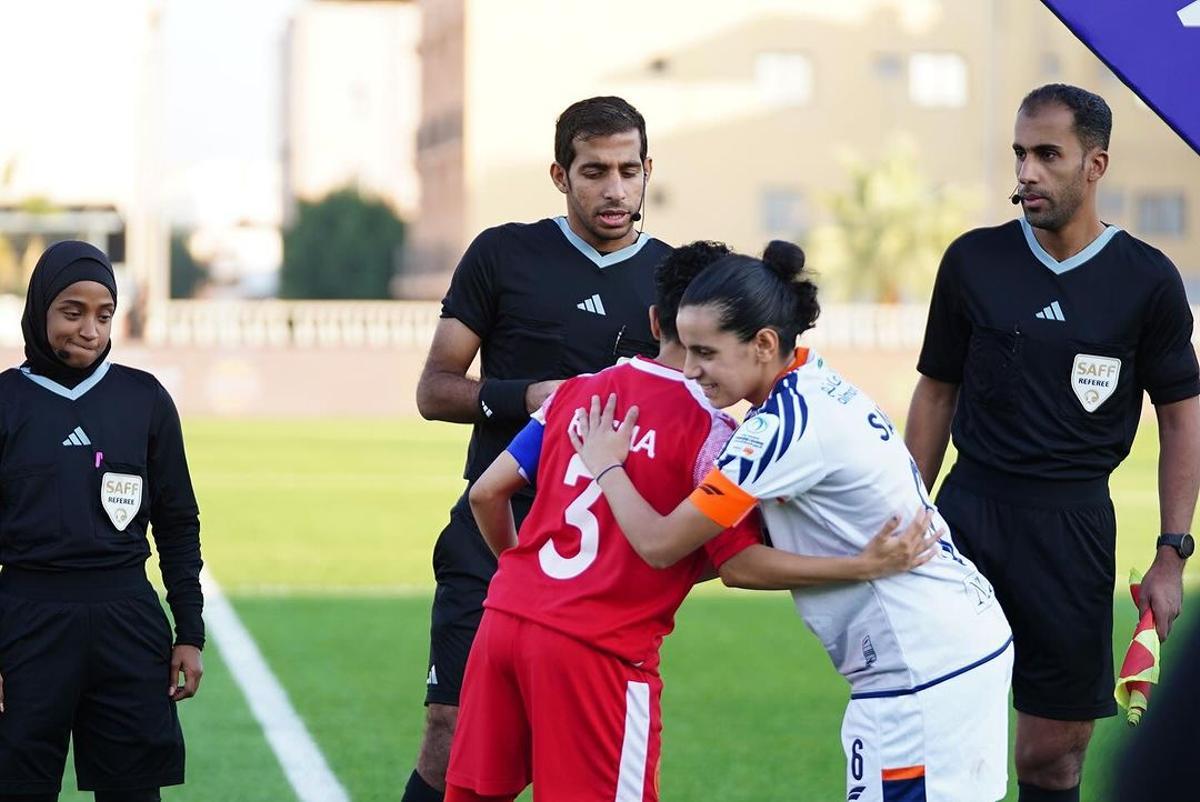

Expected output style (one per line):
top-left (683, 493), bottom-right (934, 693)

top-left (201, 567), bottom-right (351, 802)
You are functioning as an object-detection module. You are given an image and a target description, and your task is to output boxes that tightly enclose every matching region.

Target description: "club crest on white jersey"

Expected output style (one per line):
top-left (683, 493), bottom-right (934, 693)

top-left (726, 412), bottom-right (780, 461)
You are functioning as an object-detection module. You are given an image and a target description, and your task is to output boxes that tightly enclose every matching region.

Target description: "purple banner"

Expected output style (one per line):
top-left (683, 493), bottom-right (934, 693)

top-left (1041, 0), bottom-right (1200, 155)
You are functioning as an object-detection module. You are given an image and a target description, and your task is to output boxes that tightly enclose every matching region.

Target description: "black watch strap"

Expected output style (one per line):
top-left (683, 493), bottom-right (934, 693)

top-left (1157, 532), bottom-right (1194, 559)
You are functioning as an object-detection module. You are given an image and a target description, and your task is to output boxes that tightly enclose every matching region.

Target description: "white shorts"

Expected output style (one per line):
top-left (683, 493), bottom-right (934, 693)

top-left (840, 642), bottom-right (1012, 802)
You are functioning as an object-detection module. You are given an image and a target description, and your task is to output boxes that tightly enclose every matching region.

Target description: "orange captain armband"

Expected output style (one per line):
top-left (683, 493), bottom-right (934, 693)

top-left (689, 467), bottom-right (758, 529)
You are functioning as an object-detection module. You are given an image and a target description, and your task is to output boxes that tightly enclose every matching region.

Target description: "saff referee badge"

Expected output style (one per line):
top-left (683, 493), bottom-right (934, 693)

top-left (1071, 353), bottom-right (1121, 413)
top-left (101, 472), bottom-right (143, 531)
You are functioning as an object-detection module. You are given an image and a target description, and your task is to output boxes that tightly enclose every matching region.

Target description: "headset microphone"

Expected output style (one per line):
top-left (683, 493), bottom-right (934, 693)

top-left (632, 172), bottom-right (647, 232)
top-left (1010, 185), bottom-right (1022, 205)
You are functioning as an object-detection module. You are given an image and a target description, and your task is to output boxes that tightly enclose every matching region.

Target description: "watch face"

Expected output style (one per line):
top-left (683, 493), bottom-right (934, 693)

top-left (1182, 534), bottom-right (1195, 558)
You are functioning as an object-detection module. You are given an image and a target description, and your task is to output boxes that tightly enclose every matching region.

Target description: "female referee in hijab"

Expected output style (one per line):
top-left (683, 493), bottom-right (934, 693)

top-left (0, 241), bottom-right (204, 802)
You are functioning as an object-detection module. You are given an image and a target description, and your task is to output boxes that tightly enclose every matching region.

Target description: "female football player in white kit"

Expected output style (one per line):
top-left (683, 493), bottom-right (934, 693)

top-left (571, 241), bottom-right (1013, 802)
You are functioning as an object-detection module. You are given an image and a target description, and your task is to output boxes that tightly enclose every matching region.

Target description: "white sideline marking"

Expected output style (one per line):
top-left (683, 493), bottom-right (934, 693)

top-left (202, 567), bottom-right (351, 802)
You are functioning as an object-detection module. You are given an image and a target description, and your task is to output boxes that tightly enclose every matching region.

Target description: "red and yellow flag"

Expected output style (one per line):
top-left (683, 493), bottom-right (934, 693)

top-left (1114, 569), bottom-right (1161, 726)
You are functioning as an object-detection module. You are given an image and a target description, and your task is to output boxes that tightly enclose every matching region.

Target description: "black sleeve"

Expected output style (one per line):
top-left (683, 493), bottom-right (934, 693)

top-left (148, 383), bottom-right (205, 649)
top-left (916, 241), bottom-right (970, 383)
top-left (440, 229), bottom-right (498, 339)
top-left (1137, 263), bottom-right (1200, 405)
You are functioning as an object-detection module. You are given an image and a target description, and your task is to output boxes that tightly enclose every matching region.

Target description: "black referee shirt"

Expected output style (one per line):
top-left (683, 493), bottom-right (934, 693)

top-left (919, 219), bottom-right (1200, 481)
top-left (0, 362), bottom-right (204, 646)
top-left (441, 217), bottom-right (670, 483)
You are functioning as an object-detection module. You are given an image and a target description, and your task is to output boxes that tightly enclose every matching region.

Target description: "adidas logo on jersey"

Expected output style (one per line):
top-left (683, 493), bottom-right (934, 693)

top-left (862, 635), bottom-right (878, 668)
top-left (1035, 300), bottom-right (1066, 321)
top-left (61, 426), bottom-right (92, 446)
top-left (426, 665), bottom-right (438, 686)
top-left (576, 294), bottom-right (607, 315)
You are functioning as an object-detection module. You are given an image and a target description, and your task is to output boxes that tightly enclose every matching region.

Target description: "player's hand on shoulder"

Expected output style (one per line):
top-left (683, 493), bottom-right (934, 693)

top-left (568, 393), bottom-right (639, 477)
top-left (169, 644), bottom-right (204, 702)
top-left (525, 379), bottom-right (564, 413)
top-left (860, 511), bottom-right (938, 579)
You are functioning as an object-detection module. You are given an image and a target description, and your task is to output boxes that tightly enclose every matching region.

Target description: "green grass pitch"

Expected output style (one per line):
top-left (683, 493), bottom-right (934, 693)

top-left (50, 417), bottom-right (1197, 801)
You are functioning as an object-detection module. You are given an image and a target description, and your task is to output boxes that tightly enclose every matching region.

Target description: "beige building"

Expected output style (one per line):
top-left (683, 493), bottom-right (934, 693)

top-left (283, 0), bottom-right (421, 223)
top-left (0, 0), bottom-right (167, 315)
top-left (400, 0), bottom-right (1200, 299)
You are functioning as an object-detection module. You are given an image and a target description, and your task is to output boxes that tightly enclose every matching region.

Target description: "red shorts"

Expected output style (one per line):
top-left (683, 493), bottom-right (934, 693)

top-left (446, 609), bottom-right (663, 802)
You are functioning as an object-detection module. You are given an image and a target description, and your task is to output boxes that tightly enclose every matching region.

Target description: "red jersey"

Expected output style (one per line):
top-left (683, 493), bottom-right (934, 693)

top-left (484, 357), bottom-right (759, 668)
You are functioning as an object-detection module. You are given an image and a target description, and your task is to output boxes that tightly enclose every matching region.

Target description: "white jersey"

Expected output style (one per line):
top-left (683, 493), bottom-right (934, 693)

top-left (692, 349), bottom-right (1011, 695)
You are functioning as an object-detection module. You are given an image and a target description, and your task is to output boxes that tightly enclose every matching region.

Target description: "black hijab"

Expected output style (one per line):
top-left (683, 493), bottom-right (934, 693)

top-left (21, 240), bottom-right (119, 388)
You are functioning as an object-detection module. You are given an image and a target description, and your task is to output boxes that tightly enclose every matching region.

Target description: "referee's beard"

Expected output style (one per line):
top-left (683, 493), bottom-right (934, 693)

top-left (1024, 181), bottom-right (1084, 232)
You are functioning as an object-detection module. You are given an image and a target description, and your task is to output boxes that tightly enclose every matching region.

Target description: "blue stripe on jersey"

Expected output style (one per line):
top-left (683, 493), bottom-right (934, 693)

top-left (849, 637), bottom-right (1013, 700)
top-left (755, 371), bottom-right (808, 463)
top-left (776, 376), bottom-right (797, 454)
top-left (718, 369), bottom-right (811, 483)
top-left (752, 423), bottom-right (781, 482)
top-left (882, 776), bottom-right (926, 802)
top-left (736, 456), bottom-right (755, 485)
top-left (506, 418), bottom-right (545, 483)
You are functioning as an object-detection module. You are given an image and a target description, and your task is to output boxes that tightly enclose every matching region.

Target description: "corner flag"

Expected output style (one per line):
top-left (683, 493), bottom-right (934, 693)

top-left (1041, 0), bottom-right (1200, 155)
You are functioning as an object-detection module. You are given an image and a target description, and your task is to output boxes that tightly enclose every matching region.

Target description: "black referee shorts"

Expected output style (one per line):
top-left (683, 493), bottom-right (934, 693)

top-left (937, 458), bottom-right (1118, 721)
top-left (424, 491), bottom-right (532, 708)
top-left (0, 566), bottom-right (185, 794)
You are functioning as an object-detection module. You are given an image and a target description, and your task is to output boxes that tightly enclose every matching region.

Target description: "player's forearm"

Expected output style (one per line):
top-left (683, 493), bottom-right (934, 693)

top-left (1156, 397), bottom-right (1200, 538)
top-left (719, 544), bottom-right (868, 590)
top-left (468, 452), bottom-right (528, 555)
top-left (596, 468), bottom-right (719, 569)
top-left (904, 376), bottom-right (959, 490)
top-left (468, 486), bottom-right (518, 556)
top-left (416, 370), bottom-right (485, 423)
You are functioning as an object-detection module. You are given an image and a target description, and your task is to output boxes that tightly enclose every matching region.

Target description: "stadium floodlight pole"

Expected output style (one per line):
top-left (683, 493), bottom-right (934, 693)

top-left (130, 0), bottom-right (171, 344)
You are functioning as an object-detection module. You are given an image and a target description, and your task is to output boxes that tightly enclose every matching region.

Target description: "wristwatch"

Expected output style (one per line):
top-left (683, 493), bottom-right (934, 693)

top-left (1156, 532), bottom-right (1195, 559)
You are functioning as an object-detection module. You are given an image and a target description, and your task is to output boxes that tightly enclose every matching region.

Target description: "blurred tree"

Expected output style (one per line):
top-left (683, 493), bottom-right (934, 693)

top-left (0, 158), bottom-right (17, 294)
top-left (169, 230), bottom-right (209, 299)
top-left (807, 138), bottom-right (977, 303)
top-left (20, 233), bottom-right (46, 290)
top-left (0, 162), bottom-right (72, 296)
top-left (0, 235), bottom-right (18, 295)
top-left (280, 187), bottom-right (405, 299)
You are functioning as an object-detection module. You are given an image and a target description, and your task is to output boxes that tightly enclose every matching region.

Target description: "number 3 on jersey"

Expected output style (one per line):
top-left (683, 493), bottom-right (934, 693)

top-left (538, 454), bottom-right (602, 579)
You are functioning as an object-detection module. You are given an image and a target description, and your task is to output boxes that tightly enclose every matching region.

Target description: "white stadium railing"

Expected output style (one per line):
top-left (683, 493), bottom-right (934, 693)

top-left (145, 300), bottom-right (444, 349)
top-left (0, 298), bottom-right (1198, 350)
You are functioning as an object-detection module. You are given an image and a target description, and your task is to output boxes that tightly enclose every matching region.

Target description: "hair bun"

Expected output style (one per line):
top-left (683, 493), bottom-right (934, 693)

top-left (762, 240), bottom-right (806, 282)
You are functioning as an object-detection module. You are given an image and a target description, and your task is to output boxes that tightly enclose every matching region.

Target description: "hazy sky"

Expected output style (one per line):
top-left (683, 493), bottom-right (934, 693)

top-left (0, 0), bottom-right (304, 223)
top-left (162, 0), bottom-right (303, 170)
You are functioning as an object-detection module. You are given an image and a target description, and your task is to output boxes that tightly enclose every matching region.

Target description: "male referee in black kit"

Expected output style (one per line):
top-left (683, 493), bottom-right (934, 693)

top-left (404, 96), bottom-right (671, 802)
top-left (906, 84), bottom-right (1200, 802)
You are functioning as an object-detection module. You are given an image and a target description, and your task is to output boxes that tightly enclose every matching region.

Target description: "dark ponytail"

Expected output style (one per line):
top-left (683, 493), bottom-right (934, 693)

top-left (678, 240), bottom-right (819, 349)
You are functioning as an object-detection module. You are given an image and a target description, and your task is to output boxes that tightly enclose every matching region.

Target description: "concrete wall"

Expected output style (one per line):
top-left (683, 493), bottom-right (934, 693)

top-left (0, 345), bottom-right (428, 418)
top-left (0, 343), bottom-right (923, 420)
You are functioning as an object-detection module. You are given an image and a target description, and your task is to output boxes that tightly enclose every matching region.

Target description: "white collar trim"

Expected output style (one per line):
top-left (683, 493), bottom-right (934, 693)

top-left (1020, 217), bottom-right (1121, 275)
top-left (19, 360), bottom-right (111, 400)
top-left (554, 216), bottom-right (649, 268)
top-left (627, 356), bottom-right (716, 410)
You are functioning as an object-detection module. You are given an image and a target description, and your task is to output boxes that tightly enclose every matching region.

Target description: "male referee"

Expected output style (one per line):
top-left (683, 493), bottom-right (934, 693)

top-left (906, 84), bottom-right (1200, 802)
top-left (404, 96), bottom-right (671, 802)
